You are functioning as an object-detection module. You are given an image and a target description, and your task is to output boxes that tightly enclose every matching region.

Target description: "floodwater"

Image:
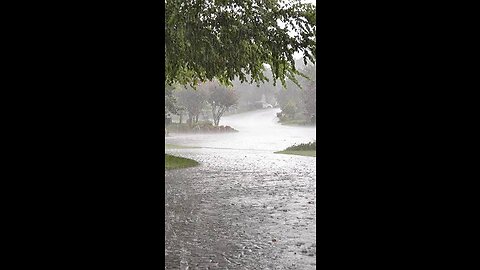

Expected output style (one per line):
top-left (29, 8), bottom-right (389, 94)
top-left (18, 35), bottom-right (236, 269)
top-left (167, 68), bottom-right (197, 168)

top-left (165, 108), bottom-right (316, 269)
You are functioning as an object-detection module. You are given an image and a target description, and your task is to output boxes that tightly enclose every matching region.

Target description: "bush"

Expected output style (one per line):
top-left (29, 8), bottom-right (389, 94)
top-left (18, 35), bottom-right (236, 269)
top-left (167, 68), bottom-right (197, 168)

top-left (285, 141), bottom-right (316, 151)
top-left (282, 101), bottom-right (297, 119)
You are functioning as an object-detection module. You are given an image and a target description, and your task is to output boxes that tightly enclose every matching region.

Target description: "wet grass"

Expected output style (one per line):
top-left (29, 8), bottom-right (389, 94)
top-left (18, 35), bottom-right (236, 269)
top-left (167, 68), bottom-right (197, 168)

top-left (275, 141), bottom-right (316, 157)
top-left (165, 154), bottom-right (199, 170)
top-left (284, 141), bottom-right (316, 151)
top-left (278, 119), bottom-right (315, 126)
top-left (275, 150), bottom-right (316, 157)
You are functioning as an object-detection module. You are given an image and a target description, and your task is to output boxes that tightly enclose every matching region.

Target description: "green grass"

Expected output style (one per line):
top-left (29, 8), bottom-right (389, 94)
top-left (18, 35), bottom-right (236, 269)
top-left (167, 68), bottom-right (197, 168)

top-left (278, 118), bottom-right (315, 126)
top-left (275, 150), bottom-right (316, 157)
top-left (278, 119), bottom-right (309, 125)
top-left (275, 141), bottom-right (316, 157)
top-left (165, 154), bottom-right (199, 170)
top-left (284, 141), bottom-right (316, 151)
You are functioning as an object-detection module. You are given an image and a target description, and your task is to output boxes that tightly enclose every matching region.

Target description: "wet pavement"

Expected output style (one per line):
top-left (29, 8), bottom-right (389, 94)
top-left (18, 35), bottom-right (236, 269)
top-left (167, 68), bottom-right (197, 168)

top-left (165, 109), bottom-right (316, 269)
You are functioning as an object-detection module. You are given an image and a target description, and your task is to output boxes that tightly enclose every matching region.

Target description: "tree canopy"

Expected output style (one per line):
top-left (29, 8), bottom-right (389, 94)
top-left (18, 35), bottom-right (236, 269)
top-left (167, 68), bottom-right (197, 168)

top-left (165, 0), bottom-right (316, 87)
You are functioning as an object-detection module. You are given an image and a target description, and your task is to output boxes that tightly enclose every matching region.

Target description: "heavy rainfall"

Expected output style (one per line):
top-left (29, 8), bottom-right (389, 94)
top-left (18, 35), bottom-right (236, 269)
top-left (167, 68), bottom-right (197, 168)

top-left (165, 1), bottom-right (316, 269)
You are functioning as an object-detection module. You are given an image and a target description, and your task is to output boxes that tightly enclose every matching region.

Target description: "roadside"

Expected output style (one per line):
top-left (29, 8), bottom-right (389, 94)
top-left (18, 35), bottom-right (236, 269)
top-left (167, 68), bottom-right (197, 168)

top-left (275, 141), bottom-right (316, 157)
top-left (278, 118), bottom-right (315, 126)
top-left (275, 150), bottom-right (316, 157)
top-left (165, 154), bottom-right (199, 170)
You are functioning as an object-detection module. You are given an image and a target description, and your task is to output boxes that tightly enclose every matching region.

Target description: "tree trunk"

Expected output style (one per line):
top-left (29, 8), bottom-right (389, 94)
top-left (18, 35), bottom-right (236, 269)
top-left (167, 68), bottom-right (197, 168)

top-left (211, 106), bottom-right (227, 127)
top-left (187, 113), bottom-right (193, 127)
top-left (212, 105), bottom-right (218, 126)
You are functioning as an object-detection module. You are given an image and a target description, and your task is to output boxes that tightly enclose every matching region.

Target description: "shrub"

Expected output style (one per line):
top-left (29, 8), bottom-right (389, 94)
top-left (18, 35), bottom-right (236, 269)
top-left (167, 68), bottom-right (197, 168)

top-left (285, 141), bottom-right (316, 151)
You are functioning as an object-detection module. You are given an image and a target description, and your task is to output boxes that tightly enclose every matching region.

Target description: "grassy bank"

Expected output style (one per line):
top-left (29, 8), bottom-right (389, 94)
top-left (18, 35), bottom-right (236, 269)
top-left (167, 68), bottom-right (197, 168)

top-left (278, 119), bottom-right (314, 126)
top-left (275, 141), bottom-right (316, 157)
top-left (165, 154), bottom-right (199, 170)
top-left (166, 122), bottom-right (237, 133)
top-left (276, 150), bottom-right (316, 157)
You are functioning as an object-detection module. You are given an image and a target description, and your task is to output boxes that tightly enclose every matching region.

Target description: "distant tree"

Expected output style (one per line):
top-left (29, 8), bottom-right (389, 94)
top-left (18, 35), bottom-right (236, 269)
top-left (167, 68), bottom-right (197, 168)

top-left (275, 62), bottom-right (316, 121)
top-left (165, 83), bottom-right (177, 115)
top-left (276, 83), bottom-right (302, 116)
top-left (299, 64), bottom-right (316, 118)
top-left (302, 82), bottom-right (316, 118)
top-left (231, 71), bottom-right (284, 112)
top-left (282, 101), bottom-right (297, 119)
top-left (202, 81), bottom-right (239, 126)
top-left (176, 106), bottom-right (186, 124)
top-left (174, 87), bottom-right (207, 126)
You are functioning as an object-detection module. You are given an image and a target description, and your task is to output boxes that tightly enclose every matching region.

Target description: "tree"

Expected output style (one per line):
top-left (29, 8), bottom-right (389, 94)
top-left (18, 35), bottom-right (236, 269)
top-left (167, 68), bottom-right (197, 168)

top-left (165, 83), bottom-right (177, 115)
top-left (275, 62), bottom-right (316, 121)
top-left (165, 0), bottom-right (316, 87)
top-left (276, 82), bottom-right (302, 117)
top-left (202, 81), bottom-right (239, 126)
top-left (174, 86), bottom-right (207, 125)
top-left (282, 101), bottom-right (297, 119)
top-left (232, 72), bottom-right (282, 111)
top-left (301, 81), bottom-right (316, 118)
top-left (299, 64), bottom-right (316, 118)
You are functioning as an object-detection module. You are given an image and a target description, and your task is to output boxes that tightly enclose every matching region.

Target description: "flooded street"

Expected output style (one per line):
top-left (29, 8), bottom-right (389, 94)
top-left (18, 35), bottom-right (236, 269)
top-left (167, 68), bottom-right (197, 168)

top-left (165, 109), bottom-right (316, 269)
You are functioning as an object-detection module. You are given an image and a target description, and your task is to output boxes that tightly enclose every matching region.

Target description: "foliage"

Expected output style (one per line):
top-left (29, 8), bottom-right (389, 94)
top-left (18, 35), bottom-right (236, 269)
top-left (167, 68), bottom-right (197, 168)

top-left (166, 121), bottom-right (238, 133)
top-left (174, 86), bottom-right (208, 125)
top-left (231, 73), bottom-right (281, 111)
top-left (285, 140), bottom-right (316, 151)
top-left (299, 64), bottom-right (316, 118)
top-left (276, 62), bottom-right (316, 122)
top-left (275, 150), bottom-right (316, 157)
top-left (165, 83), bottom-right (177, 114)
top-left (282, 101), bottom-right (297, 119)
top-left (276, 139), bottom-right (316, 157)
top-left (165, 0), bottom-right (316, 87)
top-left (201, 81), bottom-right (239, 126)
top-left (276, 80), bottom-right (301, 114)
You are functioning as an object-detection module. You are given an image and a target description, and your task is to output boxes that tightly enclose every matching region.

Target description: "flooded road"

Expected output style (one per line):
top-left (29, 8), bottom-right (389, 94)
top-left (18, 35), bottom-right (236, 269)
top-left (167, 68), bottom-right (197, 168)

top-left (165, 109), bottom-right (316, 269)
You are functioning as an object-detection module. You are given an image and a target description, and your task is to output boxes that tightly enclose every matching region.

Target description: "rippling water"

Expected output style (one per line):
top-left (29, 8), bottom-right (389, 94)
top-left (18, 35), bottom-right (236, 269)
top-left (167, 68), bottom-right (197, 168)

top-left (165, 109), bottom-right (316, 269)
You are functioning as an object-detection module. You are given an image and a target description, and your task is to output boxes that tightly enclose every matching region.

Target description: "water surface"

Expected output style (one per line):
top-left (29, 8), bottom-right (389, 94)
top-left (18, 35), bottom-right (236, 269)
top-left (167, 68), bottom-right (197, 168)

top-left (165, 109), bottom-right (316, 269)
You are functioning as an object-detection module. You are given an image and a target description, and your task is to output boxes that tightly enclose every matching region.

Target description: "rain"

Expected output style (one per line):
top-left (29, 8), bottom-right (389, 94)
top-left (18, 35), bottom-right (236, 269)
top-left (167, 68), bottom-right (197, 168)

top-left (165, 0), bottom-right (316, 269)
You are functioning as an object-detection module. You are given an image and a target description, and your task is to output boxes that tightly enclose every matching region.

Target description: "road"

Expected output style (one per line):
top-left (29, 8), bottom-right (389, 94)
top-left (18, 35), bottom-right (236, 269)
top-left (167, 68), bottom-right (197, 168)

top-left (165, 109), bottom-right (316, 269)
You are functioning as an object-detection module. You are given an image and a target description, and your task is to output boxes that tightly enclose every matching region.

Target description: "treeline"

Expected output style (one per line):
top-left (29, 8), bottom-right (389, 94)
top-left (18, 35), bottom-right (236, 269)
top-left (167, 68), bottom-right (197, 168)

top-left (165, 61), bottom-right (316, 127)
top-left (275, 62), bottom-right (316, 125)
top-left (165, 80), bottom-right (238, 127)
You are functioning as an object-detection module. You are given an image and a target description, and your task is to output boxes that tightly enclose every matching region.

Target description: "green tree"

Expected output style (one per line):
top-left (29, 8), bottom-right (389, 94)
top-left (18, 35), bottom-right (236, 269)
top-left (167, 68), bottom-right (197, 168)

top-left (165, 0), bottom-right (316, 87)
top-left (282, 101), bottom-right (297, 119)
top-left (165, 83), bottom-right (177, 114)
top-left (299, 64), bottom-right (316, 118)
top-left (202, 81), bottom-right (239, 126)
top-left (174, 86), bottom-right (207, 125)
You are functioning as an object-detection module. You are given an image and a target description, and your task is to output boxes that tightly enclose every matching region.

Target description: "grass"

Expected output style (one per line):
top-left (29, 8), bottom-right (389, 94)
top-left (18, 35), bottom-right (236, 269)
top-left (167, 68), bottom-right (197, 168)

top-left (278, 119), bottom-right (310, 126)
top-left (165, 144), bottom-right (200, 170)
top-left (275, 141), bottom-right (316, 157)
top-left (275, 150), bottom-right (316, 157)
top-left (284, 141), bottom-right (316, 151)
top-left (165, 154), bottom-right (199, 170)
